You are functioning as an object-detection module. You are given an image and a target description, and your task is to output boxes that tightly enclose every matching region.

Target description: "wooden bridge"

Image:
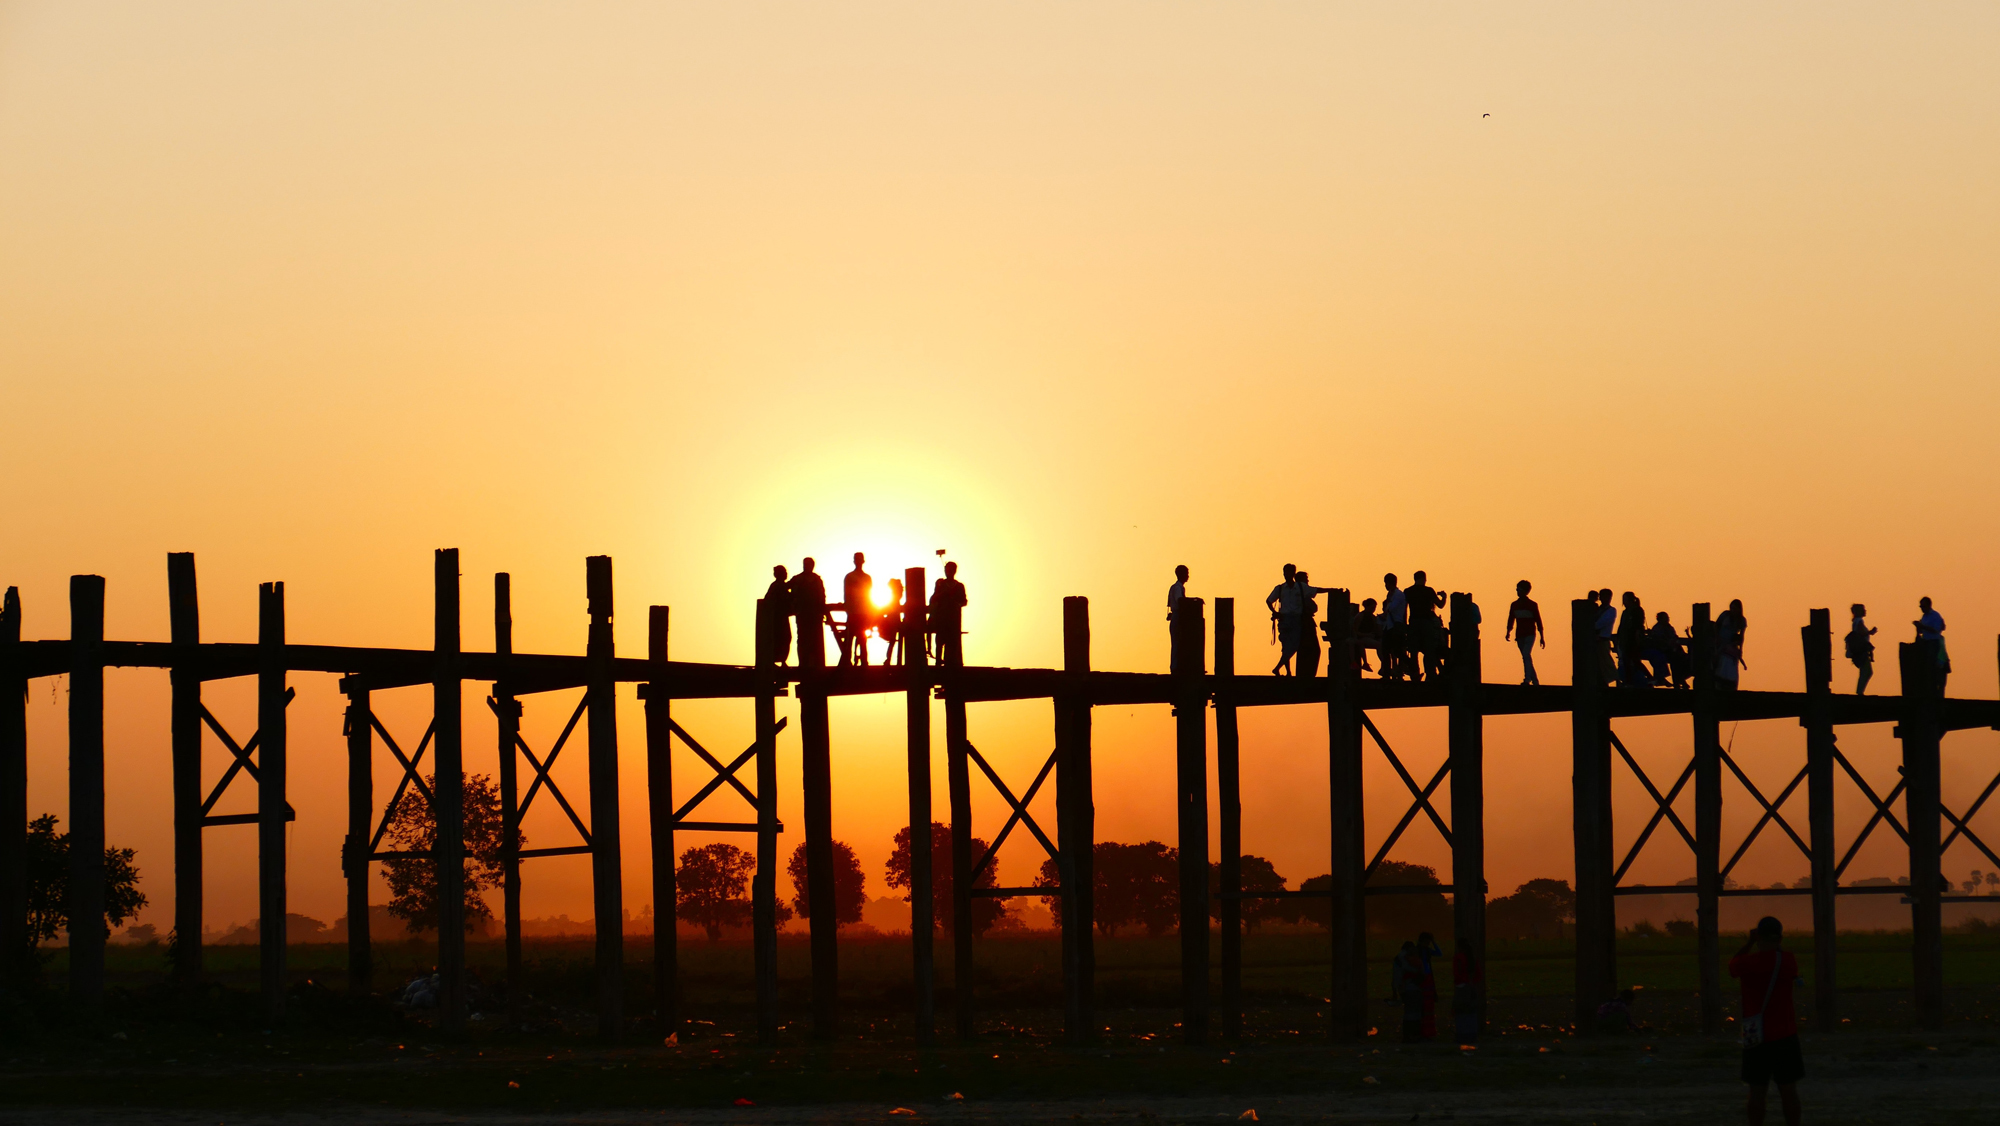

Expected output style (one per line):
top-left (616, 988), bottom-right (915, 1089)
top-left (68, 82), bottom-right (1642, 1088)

top-left (2, 550), bottom-right (1995, 1044)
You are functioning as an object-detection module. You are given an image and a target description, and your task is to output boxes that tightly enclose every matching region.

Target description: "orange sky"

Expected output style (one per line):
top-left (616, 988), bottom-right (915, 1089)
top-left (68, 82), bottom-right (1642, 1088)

top-left (3, 3), bottom-right (1997, 934)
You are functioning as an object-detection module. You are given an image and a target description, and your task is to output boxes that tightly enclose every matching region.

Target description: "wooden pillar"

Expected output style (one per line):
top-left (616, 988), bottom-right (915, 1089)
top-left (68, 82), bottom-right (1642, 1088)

top-left (903, 568), bottom-right (935, 1043)
top-left (1899, 640), bottom-right (1945, 1027)
top-left (1058, 595), bottom-right (1095, 1045)
top-left (342, 676), bottom-right (373, 998)
top-left (256, 580), bottom-right (287, 1022)
top-left (753, 597), bottom-right (781, 1044)
top-left (1447, 592), bottom-right (1485, 1039)
top-left (1691, 603), bottom-right (1723, 1033)
top-left (1214, 598), bottom-right (1241, 1040)
top-left (167, 553), bottom-right (204, 990)
top-left (585, 555), bottom-right (625, 1038)
top-left (1569, 599), bottom-right (1614, 1026)
top-left (1325, 590), bottom-right (1368, 1039)
top-left (946, 646), bottom-right (974, 1038)
top-left (67, 575), bottom-right (107, 1007)
top-left (0, 587), bottom-right (25, 1005)
top-left (645, 605), bottom-right (676, 1034)
top-left (433, 550), bottom-right (466, 1031)
top-left (796, 576), bottom-right (837, 1039)
top-left (1801, 608), bottom-right (1838, 1029)
top-left (1173, 597), bottom-right (1209, 1045)
top-left (493, 574), bottom-right (521, 1021)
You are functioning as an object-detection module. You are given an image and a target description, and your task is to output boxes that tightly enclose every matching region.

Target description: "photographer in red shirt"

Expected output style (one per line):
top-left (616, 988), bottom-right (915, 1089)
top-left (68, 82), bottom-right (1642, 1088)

top-left (1729, 916), bottom-right (1803, 1126)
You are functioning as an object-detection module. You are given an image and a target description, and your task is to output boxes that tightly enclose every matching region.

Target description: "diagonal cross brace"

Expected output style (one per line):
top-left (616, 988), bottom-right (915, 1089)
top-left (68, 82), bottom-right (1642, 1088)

top-left (1722, 761), bottom-right (1812, 878)
top-left (368, 714), bottom-right (437, 855)
top-left (669, 718), bottom-right (761, 810)
top-left (1941, 767), bottom-right (2000, 867)
top-left (672, 718), bottom-right (787, 824)
top-left (1357, 713), bottom-right (1452, 883)
top-left (1833, 745), bottom-right (1909, 879)
top-left (198, 689), bottom-right (297, 818)
top-left (965, 741), bottom-right (1061, 880)
top-left (1611, 728), bottom-right (1698, 885)
top-left (509, 694), bottom-right (592, 848)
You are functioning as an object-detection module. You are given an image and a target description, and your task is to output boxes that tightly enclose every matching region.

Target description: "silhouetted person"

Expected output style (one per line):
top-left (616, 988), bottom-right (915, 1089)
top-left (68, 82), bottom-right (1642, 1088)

top-left (1167, 564), bottom-right (1189, 643)
top-left (879, 577), bottom-right (906, 665)
top-left (1594, 589), bottom-right (1618, 686)
top-left (1646, 611), bottom-right (1688, 688)
top-left (1617, 592), bottom-right (1649, 688)
top-left (1266, 564), bottom-right (1301, 675)
top-left (1914, 596), bottom-right (1949, 690)
top-left (1415, 930), bottom-right (1443, 1039)
top-left (1390, 940), bottom-right (1423, 1042)
top-left (841, 552), bottom-right (874, 666)
top-left (1845, 603), bottom-right (1877, 695)
top-left (1295, 570), bottom-right (1331, 678)
top-left (1506, 580), bottom-right (1544, 686)
top-left (1731, 916), bottom-right (1803, 1126)
top-left (787, 558), bottom-right (828, 667)
top-left (929, 561), bottom-right (967, 668)
top-left (1407, 571), bottom-right (1443, 681)
top-left (1380, 574), bottom-right (1409, 680)
top-left (1717, 599), bottom-right (1747, 691)
top-left (1353, 597), bottom-right (1382, 674)
top-left (763, 565), bottom-right (794, 666)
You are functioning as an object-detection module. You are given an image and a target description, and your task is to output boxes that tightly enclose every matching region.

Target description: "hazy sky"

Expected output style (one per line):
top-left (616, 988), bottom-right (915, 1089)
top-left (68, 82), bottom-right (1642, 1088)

top-left (3, 3), bottom-right (1997, 934)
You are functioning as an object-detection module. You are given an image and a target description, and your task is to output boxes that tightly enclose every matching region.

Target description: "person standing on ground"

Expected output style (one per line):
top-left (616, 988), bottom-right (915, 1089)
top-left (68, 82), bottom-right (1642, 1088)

top-left (1381, 574), bottom-right (1409, 680)
top-left (763, 565), bottom-right (794, 666)
top-left (1594, 589), bottom-right (1618, 687)
top-left (1730, 916), bottom-right (1803, 1126)
top-left (1717, 599), bottom-right (1748, 691)
top-left (1845, 604), bottom-right (1877, 695)
top-left (1415, 930), bottom-right (1443, 1040)
top-left (1506, 580), bottom-right (1545, 686)
top-left (1452, 944), bottom-right (1484, 1042)
top-left (1914, 596), bottom-right (1950, 688)
top-left (1167, 564), bottom-right (1189, 646)
top-left (1266, 564), bottom-right (1301, 675)
top-left (1390, 941), bottom-right (1424, 1043)
top-left (929, 561), bottom-right (968, 668)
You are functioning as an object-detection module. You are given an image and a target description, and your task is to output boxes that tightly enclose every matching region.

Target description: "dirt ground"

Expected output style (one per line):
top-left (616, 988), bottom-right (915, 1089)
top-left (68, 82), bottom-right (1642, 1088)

top-left (3, 1022), bottom-right (1993, 1126)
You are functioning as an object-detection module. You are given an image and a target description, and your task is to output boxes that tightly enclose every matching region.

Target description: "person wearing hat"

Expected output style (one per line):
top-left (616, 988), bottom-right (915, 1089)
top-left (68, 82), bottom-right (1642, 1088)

top-left (1729, 916), bottom-right (1803, 1125)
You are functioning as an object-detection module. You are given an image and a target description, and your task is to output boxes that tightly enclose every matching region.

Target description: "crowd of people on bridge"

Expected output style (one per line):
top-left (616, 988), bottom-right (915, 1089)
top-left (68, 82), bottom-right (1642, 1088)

top-left (760, 553), bottom-right (967, 669)
top-left (1167, 565), bottom-right (1950, 696)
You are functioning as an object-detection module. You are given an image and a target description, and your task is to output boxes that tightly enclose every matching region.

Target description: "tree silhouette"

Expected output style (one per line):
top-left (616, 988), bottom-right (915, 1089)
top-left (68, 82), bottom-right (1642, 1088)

top-left (1295, 860), bottom-right (1452, 938)
top-left (1487, 877), bottom-right (1575, 939)
top-left (677, 842), bottom-right (755, 941)
top-left (1036, 840), bottom-right (1179, 936)
top-left (786, 839), bottom-right (866, 927)
top-left (1208, 854), bottom-right (1292, 929)
top-left (885, 822), bottom-right (1008, 936)
top-left (24, 813), bottom-right (147, 947)
top-left (381, 772), bottom-right (519, 935)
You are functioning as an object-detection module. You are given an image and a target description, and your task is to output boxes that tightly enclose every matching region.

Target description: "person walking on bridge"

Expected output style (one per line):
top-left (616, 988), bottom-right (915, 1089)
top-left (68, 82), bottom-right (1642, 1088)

top-left (1505, 580), bottom-right (1544, 686)
top-left (1845, 604), bottom-right (1877, 695)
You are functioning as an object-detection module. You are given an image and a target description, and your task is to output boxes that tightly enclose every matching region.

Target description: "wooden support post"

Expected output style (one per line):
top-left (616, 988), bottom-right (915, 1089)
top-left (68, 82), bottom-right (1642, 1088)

top-left (342, 676), bottom-right (373, 998)
top-left (903, 568), bottom-right (935, 1044)
top-left (433, 549), bottom-right (466, 1031)
top-left (586, 555), bottom-right (625, 1038)
top-left (1214, 598), bottom-right (1241, 1041)
top-left (68, 575), bottom-right (107, 1008)
top-left (167, 553), bottom-right (203, 991)
top-left (1173, 597), bottom-right (1209, 1045)
top-left (1899, 640), bottom-right (1945, 1027)
top-left (1326, 590), bottom-right (1368, 1039)
top-left (1569, 598), bottom-right (1614, 1027)
top-left (1447, 592), bottom-right (1485, 1040)
top-left (0, 587), bottom-right (25, 1005)
top-left (645, 605), bottom-right (676, 1035)
top-left (1059, 594), bottom-right (1095, 1045)
top-left (796, 573), bottom-right (838, 1039)
top-left (493, 574), bottom-right (520, 1021)
top-left (753, 597), bottom-right (781, 1044)
top-left (1691, 603), bottom-right (1723, 1033)
top-left (1801, 608), bottom-right (1838, 1030)
top-left (946, 645), bottom-right (974, 1039)
top-left (257, 580), bottom-right (287, 1022)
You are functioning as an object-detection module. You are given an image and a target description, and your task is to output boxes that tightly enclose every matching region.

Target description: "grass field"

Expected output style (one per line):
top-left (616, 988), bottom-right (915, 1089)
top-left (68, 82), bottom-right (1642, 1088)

top-left (6, 929), bottom-right (1999, 1122)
